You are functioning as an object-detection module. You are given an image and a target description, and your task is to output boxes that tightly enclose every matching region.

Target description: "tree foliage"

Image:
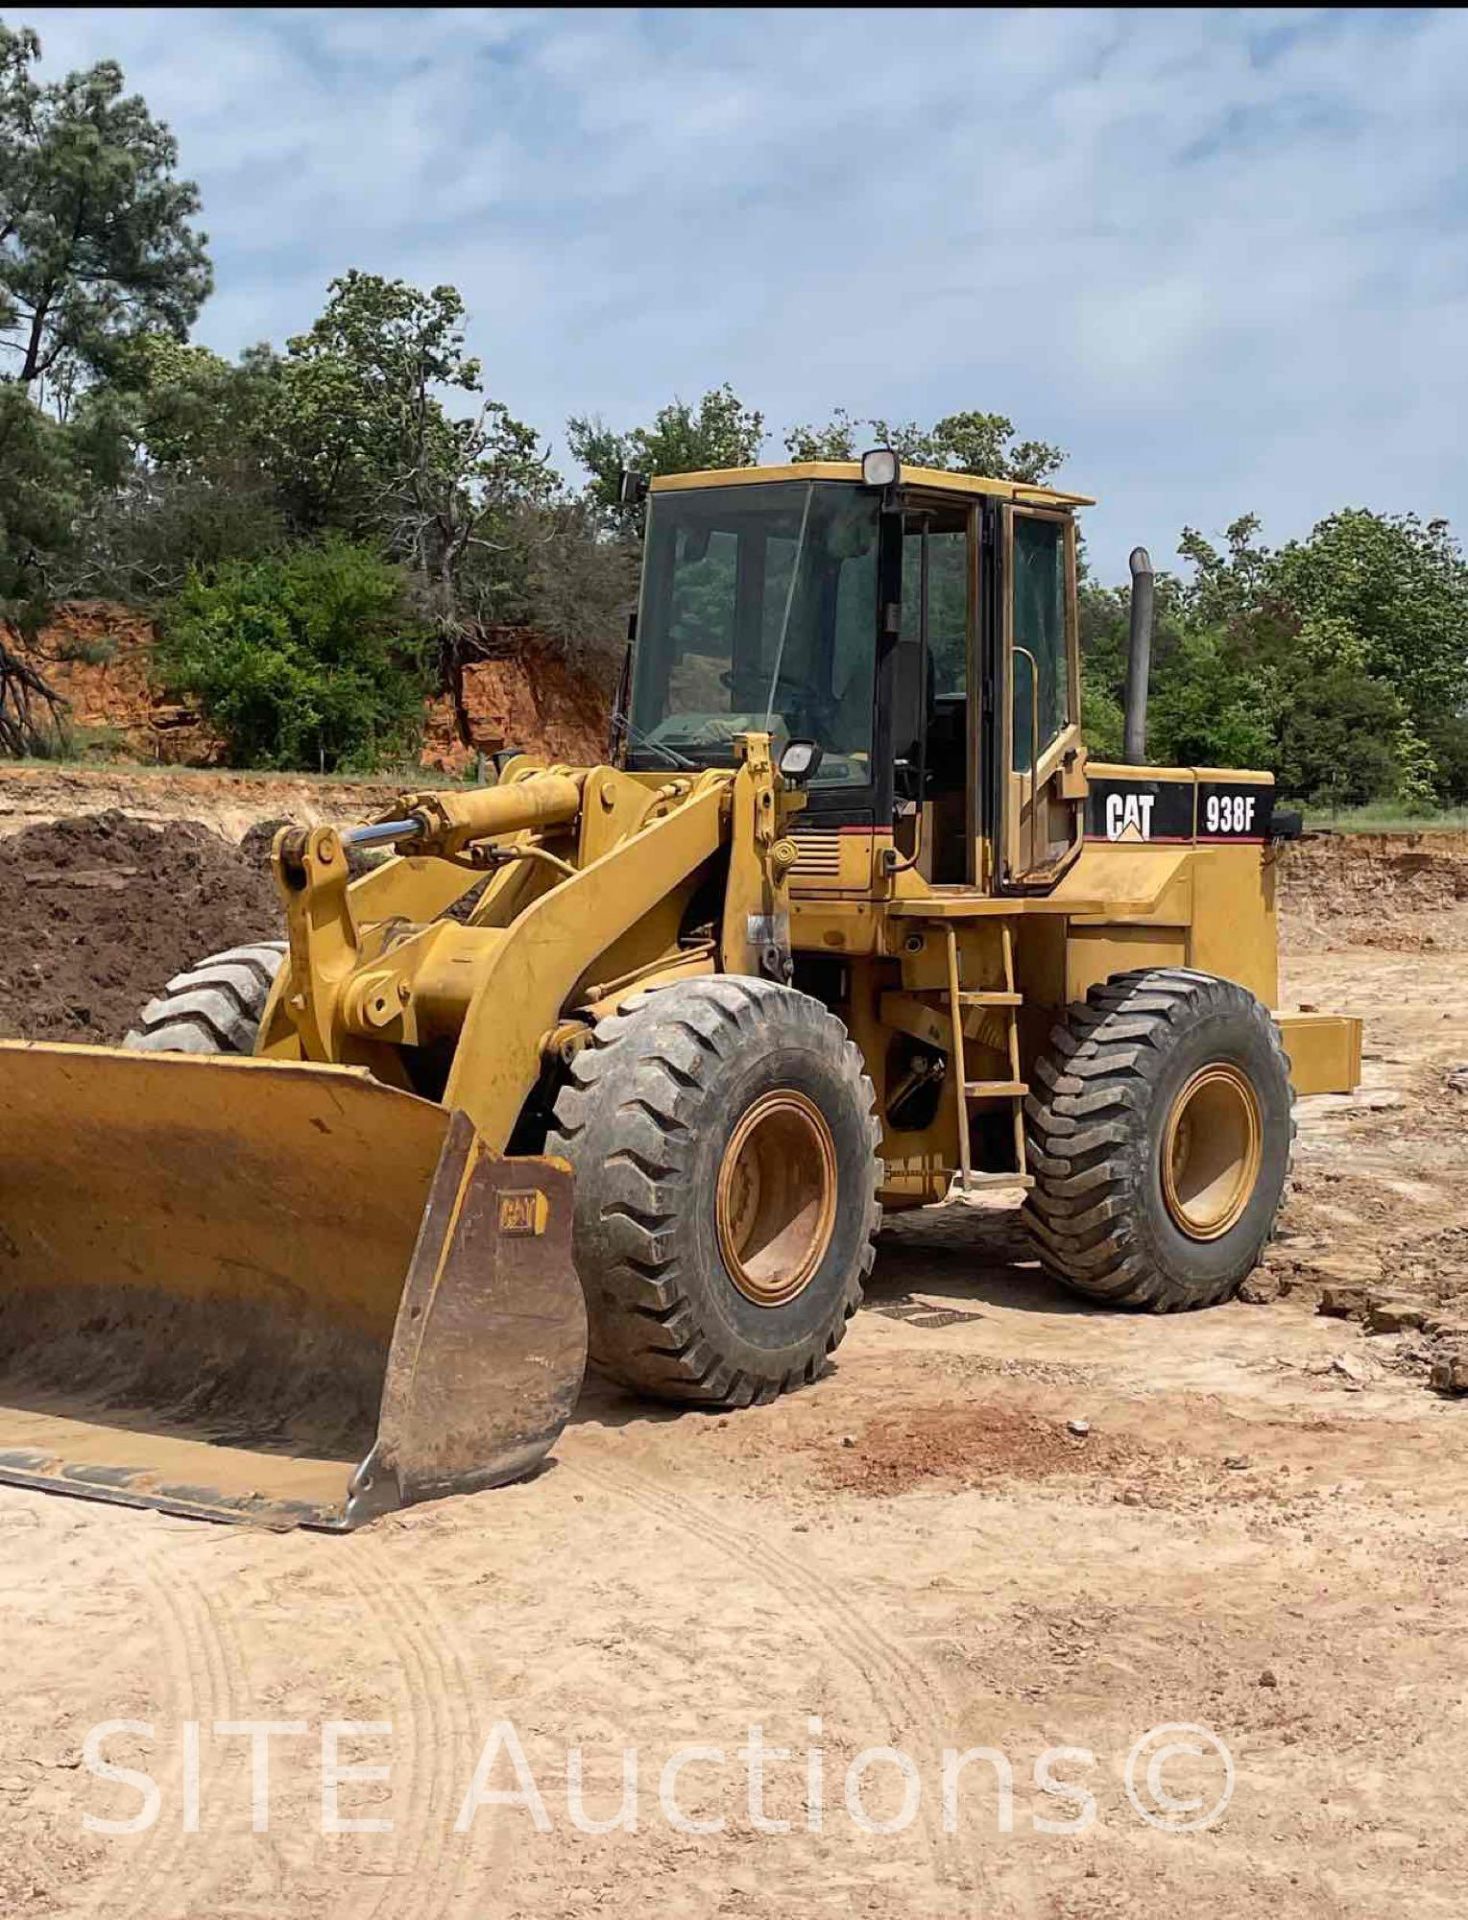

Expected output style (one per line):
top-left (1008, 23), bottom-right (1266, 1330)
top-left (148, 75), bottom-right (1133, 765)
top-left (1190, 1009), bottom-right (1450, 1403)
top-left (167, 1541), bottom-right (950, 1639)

top-left (155, 541), bottom-right (430, 772)
top-left (786, 408), bottom-right (1064, 485)
top-left (272, 272), bottom-right (558, 640)
top-left (0, 23), bottom-right (210, 393)
top-left (1080, 508), bottom-right (1468, 808)
top-left (1270, 509), bottom-right (1468, 717)
top-left (567, 384), bottom-right (765, 534)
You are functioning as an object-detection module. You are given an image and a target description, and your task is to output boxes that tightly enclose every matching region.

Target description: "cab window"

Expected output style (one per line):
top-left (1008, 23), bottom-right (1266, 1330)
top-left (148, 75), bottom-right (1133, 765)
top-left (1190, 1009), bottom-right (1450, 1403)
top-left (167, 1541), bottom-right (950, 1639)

top-left (630, 482), bottom-right (881, 787)
top-left (901, 522), bottom-right (968, 698)
top-left (1012, 515), bottom-right (1070, 771)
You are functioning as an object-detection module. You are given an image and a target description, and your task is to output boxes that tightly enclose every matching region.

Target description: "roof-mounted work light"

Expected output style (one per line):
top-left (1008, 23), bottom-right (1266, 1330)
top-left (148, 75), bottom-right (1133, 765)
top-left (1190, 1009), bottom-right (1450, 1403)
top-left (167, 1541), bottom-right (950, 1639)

top-left (860, 447), bottom-right (900, 489)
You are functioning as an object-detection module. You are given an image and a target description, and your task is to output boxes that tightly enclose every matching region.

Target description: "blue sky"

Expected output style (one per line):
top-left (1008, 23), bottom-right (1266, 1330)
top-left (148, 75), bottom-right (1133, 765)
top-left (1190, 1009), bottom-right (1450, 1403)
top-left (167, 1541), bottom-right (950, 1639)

top-left (20, 7), bottom-right (1468, 578)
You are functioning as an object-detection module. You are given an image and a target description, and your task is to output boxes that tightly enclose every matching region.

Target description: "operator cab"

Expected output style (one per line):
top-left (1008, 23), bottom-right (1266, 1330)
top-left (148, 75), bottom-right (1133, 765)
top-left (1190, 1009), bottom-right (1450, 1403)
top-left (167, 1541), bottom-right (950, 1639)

top-left (624, 456), bottom-right (1092, 892)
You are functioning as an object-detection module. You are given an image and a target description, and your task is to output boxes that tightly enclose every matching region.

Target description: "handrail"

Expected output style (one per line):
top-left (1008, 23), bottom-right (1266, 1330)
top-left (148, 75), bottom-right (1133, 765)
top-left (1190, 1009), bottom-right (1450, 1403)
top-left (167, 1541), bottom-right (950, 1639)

top-left (1013, 644), bottom-right (1041, 876)
top-left (943, 925), bottom-right (972, 1192)
top-left (886, 516), bottom-right (931, 877)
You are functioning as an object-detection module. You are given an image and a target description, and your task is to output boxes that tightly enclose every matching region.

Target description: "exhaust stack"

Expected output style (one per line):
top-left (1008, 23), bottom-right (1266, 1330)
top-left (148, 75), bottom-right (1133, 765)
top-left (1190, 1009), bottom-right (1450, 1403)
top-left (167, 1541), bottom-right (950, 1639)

top-left (1123, 546), bottom-right (1154, 766)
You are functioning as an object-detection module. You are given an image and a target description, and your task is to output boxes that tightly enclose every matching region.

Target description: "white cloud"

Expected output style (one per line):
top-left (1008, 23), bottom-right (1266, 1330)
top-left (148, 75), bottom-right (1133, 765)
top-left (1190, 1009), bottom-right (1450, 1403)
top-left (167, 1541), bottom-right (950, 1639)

top-left (18, 6), bottom-right (1468, 575)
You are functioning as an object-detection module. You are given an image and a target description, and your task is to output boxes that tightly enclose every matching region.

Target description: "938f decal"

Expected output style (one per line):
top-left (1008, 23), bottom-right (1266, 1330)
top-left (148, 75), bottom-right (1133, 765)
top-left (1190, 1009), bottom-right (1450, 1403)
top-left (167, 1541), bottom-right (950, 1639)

top-left (1086, 777), bottom-right (1274, 844)
top-left (1197, 781), bottom-right (1272, 843)
top-left (1204, 791), bottom-right (1255, 835)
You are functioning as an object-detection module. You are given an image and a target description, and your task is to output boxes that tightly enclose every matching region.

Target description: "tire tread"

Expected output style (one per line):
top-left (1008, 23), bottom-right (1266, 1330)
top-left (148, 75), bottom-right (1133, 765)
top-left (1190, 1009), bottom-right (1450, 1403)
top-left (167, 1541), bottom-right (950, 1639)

top-left (1023, 967), bottom-right (1295, 1311)
top-left (546, 976), bottom-right (881, 1406)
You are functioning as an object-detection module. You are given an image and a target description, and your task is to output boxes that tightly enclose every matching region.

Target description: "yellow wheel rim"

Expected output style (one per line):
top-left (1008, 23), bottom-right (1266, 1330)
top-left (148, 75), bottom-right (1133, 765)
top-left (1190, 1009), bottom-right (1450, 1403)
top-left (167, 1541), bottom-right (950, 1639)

top-left (716, 1090), bottom-right (837, 1307)
top-left (1161, 1063), bottom-right (1263, 1241)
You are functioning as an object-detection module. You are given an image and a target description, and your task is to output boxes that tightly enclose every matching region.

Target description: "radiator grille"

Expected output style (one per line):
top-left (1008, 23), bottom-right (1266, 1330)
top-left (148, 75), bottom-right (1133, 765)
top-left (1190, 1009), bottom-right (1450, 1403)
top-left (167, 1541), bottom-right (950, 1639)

top-left (790, 828), bottom-right (842, 877)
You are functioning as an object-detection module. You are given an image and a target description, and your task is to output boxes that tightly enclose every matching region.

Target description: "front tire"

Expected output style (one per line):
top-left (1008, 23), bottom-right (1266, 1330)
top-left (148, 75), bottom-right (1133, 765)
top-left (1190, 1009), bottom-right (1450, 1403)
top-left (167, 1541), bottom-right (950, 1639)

top-left (1024, 968), bottom-right (1294, 1310)
top-left (123, 942), bottom-right (285, 1055)
top-left (547, 976), bottom-right (881, 1406)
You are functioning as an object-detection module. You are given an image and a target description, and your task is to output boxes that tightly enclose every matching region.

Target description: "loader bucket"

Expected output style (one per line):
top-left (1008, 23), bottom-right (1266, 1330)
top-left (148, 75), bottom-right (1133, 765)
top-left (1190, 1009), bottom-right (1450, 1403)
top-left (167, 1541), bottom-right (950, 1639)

top-left (0, 1042), bottom-right (587, 1531)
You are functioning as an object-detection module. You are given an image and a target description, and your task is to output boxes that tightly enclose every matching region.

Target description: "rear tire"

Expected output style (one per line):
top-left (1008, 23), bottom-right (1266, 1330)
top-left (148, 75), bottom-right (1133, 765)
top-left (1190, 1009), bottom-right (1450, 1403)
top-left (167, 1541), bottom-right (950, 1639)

top-left (123, 942), bottom-right (286, 1055)
top-left (547, 976), bottom-right (881, 1406)
top-left (1023, 968), bottom-right (1294, 1310)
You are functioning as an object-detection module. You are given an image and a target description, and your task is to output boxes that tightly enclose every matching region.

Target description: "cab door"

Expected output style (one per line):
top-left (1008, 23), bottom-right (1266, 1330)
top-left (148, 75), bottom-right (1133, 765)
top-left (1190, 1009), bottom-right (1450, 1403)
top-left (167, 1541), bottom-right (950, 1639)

top-left (996, 504), bottom-right (1085, 888)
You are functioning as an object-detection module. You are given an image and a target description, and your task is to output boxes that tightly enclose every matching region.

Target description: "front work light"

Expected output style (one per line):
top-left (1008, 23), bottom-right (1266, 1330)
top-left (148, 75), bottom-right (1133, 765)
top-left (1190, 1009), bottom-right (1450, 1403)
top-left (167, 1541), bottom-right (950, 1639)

top-left (860, 447), bottom-right (900, 489)
top-left (778, 739), bottom-right (824, 786)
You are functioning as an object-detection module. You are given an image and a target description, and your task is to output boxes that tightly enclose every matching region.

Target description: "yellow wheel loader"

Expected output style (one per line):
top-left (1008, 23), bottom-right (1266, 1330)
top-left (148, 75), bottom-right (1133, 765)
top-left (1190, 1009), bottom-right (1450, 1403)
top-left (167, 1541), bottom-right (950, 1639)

top-left (0, 454), bottom-right (1361, 1529)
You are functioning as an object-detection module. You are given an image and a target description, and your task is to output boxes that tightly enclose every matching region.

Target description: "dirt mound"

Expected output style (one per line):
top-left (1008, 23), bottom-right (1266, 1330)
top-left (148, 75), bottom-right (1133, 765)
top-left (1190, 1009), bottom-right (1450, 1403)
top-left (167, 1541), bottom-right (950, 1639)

top-left (23, 601), bottom-right (221, 765)
top-left (0, 811), bottom-right (281, 1044)
top-left (421, 646), bottom-right (609, 775)
top-left (0, 764), bottom-right (403, 844)
top-left (818, 1404), bottom-right (1144, 1495)
top-left (1278, 832), bottom-right (1468, 950)
top-left (20, 602), bottom-right (610, 775)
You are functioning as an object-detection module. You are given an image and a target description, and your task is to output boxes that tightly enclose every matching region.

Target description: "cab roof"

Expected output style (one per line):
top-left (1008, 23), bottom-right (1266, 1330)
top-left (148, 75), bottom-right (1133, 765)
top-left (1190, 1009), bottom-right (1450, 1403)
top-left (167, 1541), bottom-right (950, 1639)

top-left (647, 460), bottom-right (1094, 509)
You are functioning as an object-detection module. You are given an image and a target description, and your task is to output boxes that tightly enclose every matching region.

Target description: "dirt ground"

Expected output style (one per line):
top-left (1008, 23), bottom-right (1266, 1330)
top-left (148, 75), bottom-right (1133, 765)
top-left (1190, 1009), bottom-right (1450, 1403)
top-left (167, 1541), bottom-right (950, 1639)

top-left (0, 811), bottom-right (281, 1044)
top-left (2, 780), bottom-right (1467, 1918)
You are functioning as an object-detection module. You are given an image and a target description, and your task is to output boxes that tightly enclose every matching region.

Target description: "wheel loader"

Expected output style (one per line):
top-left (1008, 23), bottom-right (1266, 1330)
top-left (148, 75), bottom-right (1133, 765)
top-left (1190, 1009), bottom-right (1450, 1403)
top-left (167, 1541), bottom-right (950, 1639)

top-left (0, 452), bottom-right (1361, 1530)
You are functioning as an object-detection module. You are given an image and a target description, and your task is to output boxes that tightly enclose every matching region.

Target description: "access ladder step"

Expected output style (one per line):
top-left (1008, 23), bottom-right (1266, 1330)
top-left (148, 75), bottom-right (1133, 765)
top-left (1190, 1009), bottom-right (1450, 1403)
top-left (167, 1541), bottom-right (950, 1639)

top-left (964, 1079), bottom-right (1029, 1099)
top-left (957, 1172), bottom-right (1036, 1192)
top-left (955, 990), bottom-right (1023, 1008)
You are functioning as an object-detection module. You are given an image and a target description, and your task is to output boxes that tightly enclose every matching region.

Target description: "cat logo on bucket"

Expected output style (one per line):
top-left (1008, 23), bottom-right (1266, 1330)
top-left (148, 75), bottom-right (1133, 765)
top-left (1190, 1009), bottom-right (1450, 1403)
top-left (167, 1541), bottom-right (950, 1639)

top-left (1105, 791), bottom-right (1155, 841)
top-left (498, 1189), bottom-right (549, 1237)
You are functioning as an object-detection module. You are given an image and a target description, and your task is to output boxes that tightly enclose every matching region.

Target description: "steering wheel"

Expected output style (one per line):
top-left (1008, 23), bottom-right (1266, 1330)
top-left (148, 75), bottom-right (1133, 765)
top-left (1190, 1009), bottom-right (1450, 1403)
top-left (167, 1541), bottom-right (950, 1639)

top-left (719, 669), bottom-right (837, 736)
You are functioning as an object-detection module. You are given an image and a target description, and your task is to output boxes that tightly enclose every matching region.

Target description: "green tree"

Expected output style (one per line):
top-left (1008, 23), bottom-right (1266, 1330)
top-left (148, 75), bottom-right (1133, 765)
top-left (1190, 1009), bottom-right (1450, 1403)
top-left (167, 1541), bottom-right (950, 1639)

top-left (272, 273), bottom-right (480, 532)
top-left (1269, 509), bottom-right (1468, 719)
top-left (785, 408), bottom-right (1064, 485)
top-left (1146, 629), bottom-right (1276, 772)
top-left (513, 495), bottom-right (640, 688)
top-left (1163, 507), bottom-right (1468, 803)
top-left (1079, 568), bottom-right (1203, 764)
top-left (117, 335), bottom-right (279, 472)
top-left (1422, 711), bottom-right (1468, 806)
top-left (155, 540), bottom-right (430, 771)
top-left (1172, 509), bottom-right (1468, 730)
top-left (567, 384), bottom-right (765, 533)
top-left (1273, 664), bottom-right (1414, 811)
top-left (1174, 515), bottom-right (1280, 633)
top-left (0, 377), bottom-right (77, 598)
top-left (1078, 658), bottom-right (1125, 761)
top-left (272, 273), bottom-right (555, 634)
top-left (0, 23), bottom-right (210, 393)
top-left (61, 335), bottom-right (286, 595)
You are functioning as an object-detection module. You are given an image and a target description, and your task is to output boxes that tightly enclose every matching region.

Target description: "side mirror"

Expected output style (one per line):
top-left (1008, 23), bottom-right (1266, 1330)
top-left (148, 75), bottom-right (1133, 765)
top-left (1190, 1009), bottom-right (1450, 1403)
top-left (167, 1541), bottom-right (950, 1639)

top-left (778, 739), bottom-right (824, 787)
top-left (618, 468), bottom-right (650, 507)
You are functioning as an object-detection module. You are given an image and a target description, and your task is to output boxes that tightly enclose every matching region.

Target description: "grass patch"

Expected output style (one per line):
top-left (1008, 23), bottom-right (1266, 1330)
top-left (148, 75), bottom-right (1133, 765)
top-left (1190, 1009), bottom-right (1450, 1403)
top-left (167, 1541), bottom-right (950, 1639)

top-left (1298, 801), bottom-right (1468, 833)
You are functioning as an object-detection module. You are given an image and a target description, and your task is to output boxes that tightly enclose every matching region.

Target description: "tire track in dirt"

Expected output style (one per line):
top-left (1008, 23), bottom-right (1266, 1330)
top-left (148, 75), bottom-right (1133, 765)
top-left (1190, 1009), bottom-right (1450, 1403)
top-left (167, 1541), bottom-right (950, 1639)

top-left (82, 1533), bottom-right (234, 1920)
top-left (159, 1539), bottom-right (312, 1915)
top-left (82, 1525), bottom-right (485, 1920)
top-left (340, 1533), bottom-right (483, 1920)
top-left (568, 1457), bottom-right (979, 1901)
top-left (76, 1525), bottom-right (480, 1920)
top-left (339, 1542), bottom-right (443, 1920)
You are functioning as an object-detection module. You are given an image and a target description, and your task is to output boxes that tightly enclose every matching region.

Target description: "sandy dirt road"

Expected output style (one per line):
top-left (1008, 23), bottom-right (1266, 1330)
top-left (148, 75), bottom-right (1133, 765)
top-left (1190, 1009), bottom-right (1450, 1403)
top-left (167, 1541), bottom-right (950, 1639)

top-left (2, 825), bottom-right (1467, 1917)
